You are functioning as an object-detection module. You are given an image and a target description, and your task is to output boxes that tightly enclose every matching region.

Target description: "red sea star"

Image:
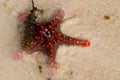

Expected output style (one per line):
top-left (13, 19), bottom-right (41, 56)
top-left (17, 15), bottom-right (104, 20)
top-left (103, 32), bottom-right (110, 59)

top-left (15, 0), bottom-right (90, 70)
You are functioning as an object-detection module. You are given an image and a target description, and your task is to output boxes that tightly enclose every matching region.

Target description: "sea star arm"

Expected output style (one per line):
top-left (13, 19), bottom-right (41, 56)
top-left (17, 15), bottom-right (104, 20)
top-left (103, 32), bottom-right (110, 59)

top-left (57, 33), bottom-right (90, 47)
top-left (50, 9), bottom-right (65, 28)
top-left (49, 45), bottom-right (54, 65)
top-left (49, 44), bottom-right (57, 69)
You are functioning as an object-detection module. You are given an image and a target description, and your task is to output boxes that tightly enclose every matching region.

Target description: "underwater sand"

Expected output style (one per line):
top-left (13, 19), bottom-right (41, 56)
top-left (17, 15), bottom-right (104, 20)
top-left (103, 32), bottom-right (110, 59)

top-left (0, 0), bottom-right (120, 80)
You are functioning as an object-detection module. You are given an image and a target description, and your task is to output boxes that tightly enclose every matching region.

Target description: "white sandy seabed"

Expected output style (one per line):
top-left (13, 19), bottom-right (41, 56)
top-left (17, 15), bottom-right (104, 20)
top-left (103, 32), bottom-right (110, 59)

top-left (0, 0), bottom-right (120, 80)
